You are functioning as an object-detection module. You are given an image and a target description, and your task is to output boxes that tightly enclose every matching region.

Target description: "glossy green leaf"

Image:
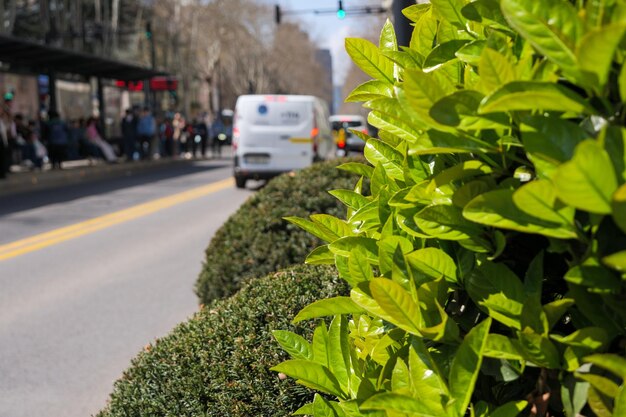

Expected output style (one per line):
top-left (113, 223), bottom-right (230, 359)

top-left (404, 69), bottom-right (454, 128)
top-left (565, 259), bottom-right (621, 291)
top-left (551, 327), bottom-right (609, 351)
top-left (314, 394), bottom-right (339, 417)
top-left (408, 342), bottom-right (449, 411)
top-left (350, 288), bottom-right (398, 326)
top-left (361, 393), bottom-right (438, 416)
top-left (271, 360), bottom-right (345, 398)
top-left (403, 3), bottom-right (431, 22)
top-left (384, 50), bottom-right (423, 70)
top-left (411, 9), bottom-right (438, 58)
top-left (431, 160), bottom-right (492, 190)
top-left (410, 130), bottom-right (495, 155)
top-left (576, 373), bottom-right (620, 398)
top-left (553, 140), bottom-right (618, 214)
top-left (464, 189), bottom-right (578, 239)
top-left (588, 386), bottom-right (614, 417)
top-left (329, 237), bottom-right (379, 263)
top-left (431, 0), bottom-right (469, 29)
top-left (293, 402), bottom-right (314, 415)
top-left (285, 216), bottom-right (338, 243)
top-left (346, 79), bottom-right (394, 102)
top-left (614, 385), bottom-right (626, 416)
top-left (461, 0), bottom-right (511, 30)
top-left (417, 204), bottom-right (484, 240)
top-left (429, 90), bottom-right (486, 127)
top-left (521, 115), bottom-right (588, 178)
top-left (293, 297), bottom-right (366, 323)
top-left (452, 180), bottom-right (494, 208)
top-left (501, 0), bottom-right (583, 76)
top-left (406, 247), bottom-right (457, 284)
top-left (329, 189), bottom-right (370, 211)
top-left (311, 214), bottom-right (354, 240)
top-left (512, 180), bottom-right (576, 228)
top-left (379, 19), bottom-right (398, 52)
top-left (484, 334), bottom-right (524, 361)
top-left (369, 112), bottom-right (421, 144)
top-left (518, 330), bottom-right (561, 368)
top-left (306, 245), bottom-right (335, 265)
top-left (369, 278), bottom-right (422, 335)
top-left (561, 374), bottom-right (590, 417)
top-left (338, 162), bottom-right (374, 178)
top-left (423, 40), bottom-right (470, 70)
top-left (449, 318), bottom-right (492, 416)
top-left (366, 98), bottom-right (427, 135)
top-left (467, 262), bottom-right (524, 329)
top-left (273, 330), bottom-right (312, 360)
top-left (456, 41), bottom-right (486, 65)
top-left (479, 81), bottom-right (589, 114)
top-left (521, 298), bottom-right (549, 335)
top-left (378, 235), bottom-right (414, 276)
top-left (364, 139), bottom-right (405, 181)
top-left (312, 324), bottom-right (329, 367)
top-left (613, 184), bottom-right (626, 234)
top-left (328, 316), bottom-right (351, 392)
top-left (577, 24), bottom-right (626, 88)
top-left (479, 48), bottom-right (517, 94)
top-left (603, 251), bottom-right (626, 273)
top-left (585, 354), bottom-right (626, 379)
top-left (345, 38), bottom-right (395, 84)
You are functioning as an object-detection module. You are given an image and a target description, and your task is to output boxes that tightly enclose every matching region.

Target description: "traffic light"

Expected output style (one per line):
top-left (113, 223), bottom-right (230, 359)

top-left (145, 22), bottom-right (152, 39)
top-left (337, 1), bottom-right (346, 19)
top-left (275, 5), bottom-right (281, 24)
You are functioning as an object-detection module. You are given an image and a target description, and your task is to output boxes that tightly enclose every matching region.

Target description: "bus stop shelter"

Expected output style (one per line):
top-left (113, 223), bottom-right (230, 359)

top-left (0, 33), bottom-right (166, 117)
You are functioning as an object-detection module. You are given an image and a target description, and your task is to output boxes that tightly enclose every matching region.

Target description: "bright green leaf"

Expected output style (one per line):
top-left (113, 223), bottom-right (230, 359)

top-left (464, 189), bottom-right (578, 239)
top-left (513, 180), bottom-right (576, 228)
top-left (361, 393), bottom-right (438, 416)
top-left (613, 184), bottom-right (626, 234)
top-left (293, 297), bottom-right (366, 323)
top-left (553, 140), bottom-right (618, 214)
top-left (585, 354), bottom-right (626, 379)
top-left (449, 318), bottom-right (492, 416)
top-left (271, 360), bottom-right (345, 398)
top-left (273, 330), bottom-right (312, 360)
top-left (577, 24), bottom-right (626, 88)
top-left (423, 40), bottom-right (470, 70)
top-left (306, 245), bottom-right (335, 265)
top-left (405, 247), bottom-right (457, 284)
top-left (479, 48), bottom-right (517, 94)
top-left (370, 278), bottom-right (422, 335)
top-left (379, 19), bottom-right (398, 52)
top-left (345, 38), bottom-right (395, 84)
top-left (603, 251), bottom-right (626, 273)
top-left (479, 81), bottom-right (590, 114)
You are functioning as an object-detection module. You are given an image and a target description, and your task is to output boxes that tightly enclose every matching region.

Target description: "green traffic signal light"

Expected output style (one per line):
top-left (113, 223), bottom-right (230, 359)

top-left (337, 0), bottom-right (345, 19)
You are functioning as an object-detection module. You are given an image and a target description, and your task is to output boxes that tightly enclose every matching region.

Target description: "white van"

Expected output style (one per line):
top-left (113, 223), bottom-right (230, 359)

top-left (232, 95), bottom-right (334, 188)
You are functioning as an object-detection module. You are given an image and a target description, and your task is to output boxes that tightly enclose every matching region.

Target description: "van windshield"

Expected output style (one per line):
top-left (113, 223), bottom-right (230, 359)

top-left (243, 101), bottom-right (311, 126)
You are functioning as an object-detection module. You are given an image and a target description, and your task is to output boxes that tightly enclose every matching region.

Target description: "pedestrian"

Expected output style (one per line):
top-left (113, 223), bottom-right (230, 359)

top-left (23, 120), bottom-right (44, 170)
top-left (121, 108), bottom-right (138, 161)
top-left (42, 110), bottom-right (70, 169)
top-left (210, 116), bottom-right (225, 158)
top-left (0, 106), bottom-right (9, 178)
top-left (191, 117), bottom-right (208, 158)
top-left (137, 107), bottom-right (156, 159)
top-left (85, 117), bottom-right (117, 162)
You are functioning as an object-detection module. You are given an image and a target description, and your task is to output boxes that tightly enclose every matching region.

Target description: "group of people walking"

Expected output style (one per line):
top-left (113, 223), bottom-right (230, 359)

top-left (121, 107), bottom-right (232, 161)
top-left (0, 102), bottom-right (232, 178)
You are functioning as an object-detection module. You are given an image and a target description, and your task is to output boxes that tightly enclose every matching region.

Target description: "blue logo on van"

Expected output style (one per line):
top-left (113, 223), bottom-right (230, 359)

top-left (258, 104), bottom-right (268, 115)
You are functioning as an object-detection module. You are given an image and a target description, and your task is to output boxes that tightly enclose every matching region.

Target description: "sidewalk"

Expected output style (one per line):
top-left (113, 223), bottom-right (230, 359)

top-left (0, 151), bottom-right (232, 197)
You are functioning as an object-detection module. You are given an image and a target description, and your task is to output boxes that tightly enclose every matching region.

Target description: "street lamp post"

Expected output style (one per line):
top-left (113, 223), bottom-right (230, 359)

top-left (392, 0), bottom-right (414, 47)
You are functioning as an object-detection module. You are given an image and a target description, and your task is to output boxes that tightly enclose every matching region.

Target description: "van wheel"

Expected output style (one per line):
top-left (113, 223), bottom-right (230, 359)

top-left (235, 175), bottom-right (247, 189)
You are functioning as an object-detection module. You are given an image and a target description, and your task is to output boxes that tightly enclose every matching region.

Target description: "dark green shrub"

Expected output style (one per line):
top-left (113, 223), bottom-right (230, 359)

top-left (195, 158), bottom-right (364, 304)
top-left (98, 264), bottom-right (348, 417)
top-left (272, 2), bottom-right (626, 417)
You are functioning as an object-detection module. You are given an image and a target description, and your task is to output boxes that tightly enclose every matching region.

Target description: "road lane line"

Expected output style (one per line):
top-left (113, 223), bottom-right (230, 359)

top-left (0, 178), bottom-right (234, 261)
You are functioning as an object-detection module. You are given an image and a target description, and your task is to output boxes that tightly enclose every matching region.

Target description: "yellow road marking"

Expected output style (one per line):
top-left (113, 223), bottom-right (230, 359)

top-left (0, 177), bottom-right (234, 261)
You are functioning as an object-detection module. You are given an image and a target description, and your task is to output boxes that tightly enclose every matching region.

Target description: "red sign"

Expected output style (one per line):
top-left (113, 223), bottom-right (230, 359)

top-left (150, 77), bottom-right (178, 91)
top-left (115, 80), bottom-right (144, 91)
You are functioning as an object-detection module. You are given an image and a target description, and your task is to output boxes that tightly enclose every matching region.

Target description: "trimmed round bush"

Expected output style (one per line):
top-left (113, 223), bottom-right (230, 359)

top-left (195, 158), bottom-right (362, 304)
top-left (98, 264), bottom-right (348, 417)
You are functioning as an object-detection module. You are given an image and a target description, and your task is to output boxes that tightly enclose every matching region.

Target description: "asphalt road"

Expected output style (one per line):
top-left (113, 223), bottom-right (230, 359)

top-left (0, 160), bottom-right (253, 417)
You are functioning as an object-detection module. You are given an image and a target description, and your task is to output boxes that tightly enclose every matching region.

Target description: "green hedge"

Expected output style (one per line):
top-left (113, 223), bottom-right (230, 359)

top-left (195, 158), bottom-right (363, 304)
top-left (98, 264), bottom-right (348, 417)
